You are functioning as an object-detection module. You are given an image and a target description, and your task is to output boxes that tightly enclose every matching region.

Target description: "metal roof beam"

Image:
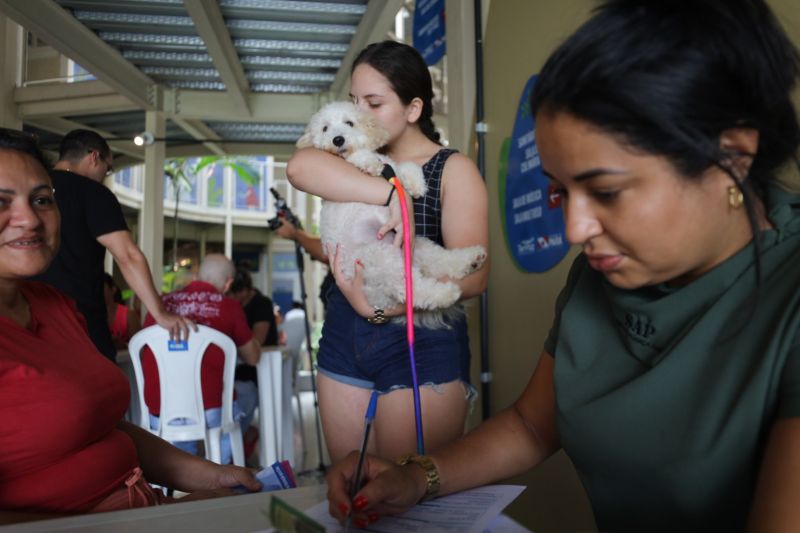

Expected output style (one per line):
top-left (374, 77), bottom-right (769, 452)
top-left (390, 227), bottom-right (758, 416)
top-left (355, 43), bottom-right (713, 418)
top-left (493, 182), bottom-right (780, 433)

top-left (165, 89), bottom-right (318, 123)
top-left (17, 92), bottom-right (138, 118)
top-left (15, 79), bottom-right (115, 103)
top-left (16, 83), bottom-right (313, 123)
top-left (112, 141), bottom-right (295, 168)
top-left (0, 0), bottom-right (157, 109)
top-left (330, 0), bottom-right (403, 100)
top-left (184, 0), bottom-right (251, 114)
top-left (172, 117), bottom-right (227, 156)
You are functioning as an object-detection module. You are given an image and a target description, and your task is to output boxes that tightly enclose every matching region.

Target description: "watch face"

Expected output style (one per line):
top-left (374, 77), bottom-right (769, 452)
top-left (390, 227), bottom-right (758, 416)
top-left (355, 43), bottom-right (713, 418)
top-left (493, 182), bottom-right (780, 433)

top-left (368, 308), bottom-right (388, 324)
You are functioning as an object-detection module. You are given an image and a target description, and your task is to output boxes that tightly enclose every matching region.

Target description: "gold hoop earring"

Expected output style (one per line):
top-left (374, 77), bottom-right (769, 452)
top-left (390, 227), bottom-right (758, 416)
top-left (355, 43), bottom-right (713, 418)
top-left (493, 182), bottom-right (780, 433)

top-left (728, 186), bottom-right (744, 209)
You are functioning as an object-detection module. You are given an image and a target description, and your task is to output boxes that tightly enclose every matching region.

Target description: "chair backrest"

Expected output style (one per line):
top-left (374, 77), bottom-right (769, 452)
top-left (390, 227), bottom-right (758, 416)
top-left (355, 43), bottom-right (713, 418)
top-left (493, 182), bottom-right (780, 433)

top-left (127, 324), bottom-right (238, 443)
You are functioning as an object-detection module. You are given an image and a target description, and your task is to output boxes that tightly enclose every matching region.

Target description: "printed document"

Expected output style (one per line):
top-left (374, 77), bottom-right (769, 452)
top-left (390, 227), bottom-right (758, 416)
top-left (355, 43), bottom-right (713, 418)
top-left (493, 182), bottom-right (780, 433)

top-left (304, 484), bottom-right (526, 532)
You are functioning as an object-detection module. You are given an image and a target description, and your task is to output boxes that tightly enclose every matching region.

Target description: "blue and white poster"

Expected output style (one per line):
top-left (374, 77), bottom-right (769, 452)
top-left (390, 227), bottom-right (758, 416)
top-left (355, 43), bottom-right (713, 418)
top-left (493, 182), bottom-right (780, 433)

top-left (413, 0), bottom-right (445, 66)
top-left (501, 74), bottom-right (569, 273)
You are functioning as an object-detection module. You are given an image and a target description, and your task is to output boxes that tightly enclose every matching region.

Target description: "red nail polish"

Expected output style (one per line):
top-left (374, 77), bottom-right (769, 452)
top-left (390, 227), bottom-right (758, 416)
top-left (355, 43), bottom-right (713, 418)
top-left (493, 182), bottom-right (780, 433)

top-left (368, 512), bottom-right (380, 523)
top-left (353, 494), bottom-right (368, 511)
top-left (355, 518), bottom-right (368, 529)
top-left (338, 502), bottom-right (349, 516)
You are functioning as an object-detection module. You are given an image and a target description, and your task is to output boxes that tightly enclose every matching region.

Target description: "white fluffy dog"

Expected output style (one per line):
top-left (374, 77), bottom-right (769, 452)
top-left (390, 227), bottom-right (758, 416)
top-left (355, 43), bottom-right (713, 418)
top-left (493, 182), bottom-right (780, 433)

top-left (296, 101), bottom-right (486, 328)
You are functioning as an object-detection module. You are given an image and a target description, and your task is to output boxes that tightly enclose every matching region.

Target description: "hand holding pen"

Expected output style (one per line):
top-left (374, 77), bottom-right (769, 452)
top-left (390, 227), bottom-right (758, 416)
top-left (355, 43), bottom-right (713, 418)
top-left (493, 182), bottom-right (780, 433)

top-left (326, 391), bottom-right (429, 528)
top-left (326, 453), bottom-right (429, 528)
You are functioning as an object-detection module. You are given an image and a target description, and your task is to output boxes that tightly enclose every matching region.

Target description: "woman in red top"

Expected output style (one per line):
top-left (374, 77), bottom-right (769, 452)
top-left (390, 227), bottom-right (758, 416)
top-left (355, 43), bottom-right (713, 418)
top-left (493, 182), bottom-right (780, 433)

top-left (0, 128), bottom-right (260, 524)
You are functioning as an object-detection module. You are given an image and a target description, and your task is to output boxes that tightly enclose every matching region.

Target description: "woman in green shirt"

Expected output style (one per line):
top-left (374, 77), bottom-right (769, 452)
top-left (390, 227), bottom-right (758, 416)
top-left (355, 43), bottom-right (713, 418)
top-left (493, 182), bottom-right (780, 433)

top-left (325, 0), bottom-right (800, 530)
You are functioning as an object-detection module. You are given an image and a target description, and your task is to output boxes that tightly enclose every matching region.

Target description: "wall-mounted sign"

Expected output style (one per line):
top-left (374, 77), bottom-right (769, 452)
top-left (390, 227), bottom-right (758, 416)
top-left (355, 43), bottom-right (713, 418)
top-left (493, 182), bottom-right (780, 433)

top-left (413, 0), bottom-right (445, 66)
top-left (500, 74), bottom-right (569, 273)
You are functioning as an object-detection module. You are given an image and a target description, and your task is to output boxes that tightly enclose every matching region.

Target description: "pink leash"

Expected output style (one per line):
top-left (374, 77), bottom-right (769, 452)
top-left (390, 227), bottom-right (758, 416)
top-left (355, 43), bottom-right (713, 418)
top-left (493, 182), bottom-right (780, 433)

top-left (388, 175), bottom-right (425, 454)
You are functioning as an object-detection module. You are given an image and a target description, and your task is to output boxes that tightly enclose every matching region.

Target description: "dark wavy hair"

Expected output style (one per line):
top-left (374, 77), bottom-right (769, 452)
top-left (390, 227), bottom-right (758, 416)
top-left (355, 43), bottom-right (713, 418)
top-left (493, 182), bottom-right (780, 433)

top-left (0, 128), bottom-right (51, 171)
top-left (531, 0), bottom-right (800, 279)
top-left (352, 40), bottom-right (441, 144)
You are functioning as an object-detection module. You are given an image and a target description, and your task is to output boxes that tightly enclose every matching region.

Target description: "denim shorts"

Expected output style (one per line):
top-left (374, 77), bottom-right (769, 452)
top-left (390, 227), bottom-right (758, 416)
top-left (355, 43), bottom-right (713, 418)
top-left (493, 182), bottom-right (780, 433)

top-left (317, 286), bottom-right (472, 393)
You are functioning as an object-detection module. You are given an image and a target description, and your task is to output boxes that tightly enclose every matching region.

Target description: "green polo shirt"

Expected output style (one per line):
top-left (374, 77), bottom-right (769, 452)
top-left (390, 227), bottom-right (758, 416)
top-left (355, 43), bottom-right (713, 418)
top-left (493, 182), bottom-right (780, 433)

top-left (544, 186), bottom-right (800, 531)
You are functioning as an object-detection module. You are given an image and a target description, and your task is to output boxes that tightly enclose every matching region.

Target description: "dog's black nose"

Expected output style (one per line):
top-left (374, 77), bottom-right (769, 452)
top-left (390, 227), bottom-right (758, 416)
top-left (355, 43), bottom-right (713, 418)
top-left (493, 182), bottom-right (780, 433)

top-left (332, 136), bottom-right (345, 147)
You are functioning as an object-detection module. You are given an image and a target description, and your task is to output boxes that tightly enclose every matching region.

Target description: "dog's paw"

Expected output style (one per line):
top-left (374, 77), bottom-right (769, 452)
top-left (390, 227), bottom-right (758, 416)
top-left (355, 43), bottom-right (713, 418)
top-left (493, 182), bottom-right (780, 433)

top-left (348, 150), bottom-right (384, 176)
top-left (396, 162), bottom-right (426, 197)
top-left (452, 246), bottom-right (488, 278)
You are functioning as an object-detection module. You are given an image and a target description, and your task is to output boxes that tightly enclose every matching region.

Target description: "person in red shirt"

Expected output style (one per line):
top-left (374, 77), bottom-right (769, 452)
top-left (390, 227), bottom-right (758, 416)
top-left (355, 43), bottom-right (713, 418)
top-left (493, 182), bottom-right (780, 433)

top-left (103, 272), bottom-right (141, 348)
top-left (142, 254), bottom-right (261, 463)
top-left (0, 129), bottom-right (260, 525)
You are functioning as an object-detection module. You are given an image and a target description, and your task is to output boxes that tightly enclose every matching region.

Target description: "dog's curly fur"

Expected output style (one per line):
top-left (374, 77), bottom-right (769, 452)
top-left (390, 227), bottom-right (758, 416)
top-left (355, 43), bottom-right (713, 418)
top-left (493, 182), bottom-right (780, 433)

top-left (297, 101), bottom-right (486, 329)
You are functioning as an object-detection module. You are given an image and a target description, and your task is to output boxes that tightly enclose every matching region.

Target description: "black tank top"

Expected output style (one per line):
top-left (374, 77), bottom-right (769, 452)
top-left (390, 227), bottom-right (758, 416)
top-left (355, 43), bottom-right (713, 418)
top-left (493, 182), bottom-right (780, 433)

top-left (413, 148), bottom-right (457, 246)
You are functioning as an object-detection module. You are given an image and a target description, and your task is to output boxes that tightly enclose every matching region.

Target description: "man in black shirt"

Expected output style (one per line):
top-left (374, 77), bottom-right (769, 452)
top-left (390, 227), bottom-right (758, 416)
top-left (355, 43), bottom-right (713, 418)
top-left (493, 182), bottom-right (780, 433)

top-left (228, 268), bottom-right (279, 455)
top-left (229, 268), bottom-right (279, 346)
top-left (34, 129), bottom-right (192, 361)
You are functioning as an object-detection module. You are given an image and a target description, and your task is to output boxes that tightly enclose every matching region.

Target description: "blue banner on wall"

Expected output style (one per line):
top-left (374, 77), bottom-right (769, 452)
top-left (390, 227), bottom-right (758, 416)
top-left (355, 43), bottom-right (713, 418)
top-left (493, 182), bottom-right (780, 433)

top-left (501, 74), bottom-right (569, 273)
top-left (413, 0), bottom-right (446, 66)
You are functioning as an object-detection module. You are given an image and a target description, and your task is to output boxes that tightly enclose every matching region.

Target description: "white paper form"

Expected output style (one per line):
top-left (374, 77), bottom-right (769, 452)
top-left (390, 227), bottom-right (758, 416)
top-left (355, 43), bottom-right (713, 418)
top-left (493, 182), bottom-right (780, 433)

top-left (304, 484), bottom-right (526, 533)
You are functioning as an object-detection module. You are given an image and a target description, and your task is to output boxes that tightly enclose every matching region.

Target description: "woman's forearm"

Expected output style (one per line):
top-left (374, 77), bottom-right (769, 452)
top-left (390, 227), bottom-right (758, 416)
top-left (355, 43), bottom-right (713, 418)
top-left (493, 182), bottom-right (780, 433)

top-left (295, 230), bottom-right (328, 262)
top-left (428, 402), bottom-right (555, 497)
top-left (287, 148), bottom-right (393, 204)
top-left (117, 421), bottom-right (217, 492)
top-left (429, 354), bottom-right (559, 496)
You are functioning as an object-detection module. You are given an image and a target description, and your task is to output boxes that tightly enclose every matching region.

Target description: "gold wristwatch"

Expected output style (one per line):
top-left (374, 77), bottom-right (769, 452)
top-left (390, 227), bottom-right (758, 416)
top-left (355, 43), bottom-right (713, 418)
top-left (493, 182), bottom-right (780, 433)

top-left (367, 307), bottom-right (388, 324)
top-left (396, 453), bottom-right (440, 501)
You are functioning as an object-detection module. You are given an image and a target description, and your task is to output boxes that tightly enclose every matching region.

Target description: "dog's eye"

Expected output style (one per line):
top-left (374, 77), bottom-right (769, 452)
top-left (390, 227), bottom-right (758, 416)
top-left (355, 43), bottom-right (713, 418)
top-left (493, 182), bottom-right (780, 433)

top-left (323, 126), bottom-right (328, 132)
top-left (345, 121), bottom-right (354, 127)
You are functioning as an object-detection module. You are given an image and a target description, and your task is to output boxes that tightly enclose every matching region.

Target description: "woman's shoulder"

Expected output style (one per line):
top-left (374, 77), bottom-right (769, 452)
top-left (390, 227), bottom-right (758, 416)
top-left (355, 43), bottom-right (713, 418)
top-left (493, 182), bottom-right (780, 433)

top-left (424, 147), bottom-right (459, 164)
top-left (438, 150), bottom-right (485, 191)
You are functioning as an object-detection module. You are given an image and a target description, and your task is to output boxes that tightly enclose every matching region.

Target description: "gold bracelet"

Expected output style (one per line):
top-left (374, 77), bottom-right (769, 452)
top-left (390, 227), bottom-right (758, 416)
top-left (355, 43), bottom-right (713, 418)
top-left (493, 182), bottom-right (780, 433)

top-left (396, 453), bottom-right (440, 501)
top-left (366, 307), bottom-right (388, 325)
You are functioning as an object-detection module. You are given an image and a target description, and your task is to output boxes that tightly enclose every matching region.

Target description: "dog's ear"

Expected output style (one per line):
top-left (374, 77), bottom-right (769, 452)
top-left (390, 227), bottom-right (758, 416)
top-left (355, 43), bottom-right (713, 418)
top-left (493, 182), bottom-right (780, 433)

top-left (296, 127), bottom-right (313, 149)
top-left (363, 113), bottom-right (390, 150)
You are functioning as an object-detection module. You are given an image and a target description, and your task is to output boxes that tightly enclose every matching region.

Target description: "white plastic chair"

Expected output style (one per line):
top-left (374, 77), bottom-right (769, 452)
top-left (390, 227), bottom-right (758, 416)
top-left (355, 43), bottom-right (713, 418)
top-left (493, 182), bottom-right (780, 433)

top-left (128, 324), bottom-right (245, 466)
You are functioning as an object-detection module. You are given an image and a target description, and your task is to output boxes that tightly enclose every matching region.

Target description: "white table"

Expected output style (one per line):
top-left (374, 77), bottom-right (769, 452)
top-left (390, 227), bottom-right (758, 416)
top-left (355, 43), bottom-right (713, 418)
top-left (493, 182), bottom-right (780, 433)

top-left (1, 485), bottom-right (327, 532)
top-left (256, 346), bottom-right (295, 469)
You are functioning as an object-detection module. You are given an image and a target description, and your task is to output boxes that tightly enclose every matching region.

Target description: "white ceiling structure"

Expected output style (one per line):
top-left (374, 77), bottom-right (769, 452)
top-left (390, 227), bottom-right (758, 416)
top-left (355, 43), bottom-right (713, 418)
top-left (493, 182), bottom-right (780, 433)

top-left (0, 0), bottom-right (405, 164)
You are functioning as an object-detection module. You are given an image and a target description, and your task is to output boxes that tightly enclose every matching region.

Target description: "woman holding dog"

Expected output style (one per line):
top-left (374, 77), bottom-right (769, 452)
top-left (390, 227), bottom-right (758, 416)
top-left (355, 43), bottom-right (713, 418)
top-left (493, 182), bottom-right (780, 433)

top-left (287, 41), bottom-right (489, 462)
top-left (323, 1), bottom-right (800, 531)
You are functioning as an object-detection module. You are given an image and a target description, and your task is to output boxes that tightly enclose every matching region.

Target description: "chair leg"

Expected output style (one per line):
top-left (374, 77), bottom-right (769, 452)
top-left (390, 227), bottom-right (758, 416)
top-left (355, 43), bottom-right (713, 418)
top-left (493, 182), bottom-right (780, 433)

top-left (230, 424), bottom-right (245, 467)
top-left (207, 428), bottom-right (222, 464)
top-left (293, 391), bottom-right (307, 471)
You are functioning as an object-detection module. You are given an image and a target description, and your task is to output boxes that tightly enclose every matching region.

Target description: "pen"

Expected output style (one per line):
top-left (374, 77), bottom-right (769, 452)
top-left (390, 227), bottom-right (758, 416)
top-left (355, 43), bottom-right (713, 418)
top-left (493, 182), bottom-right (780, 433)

top-left (346, 390), bottom-right (379, 531)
